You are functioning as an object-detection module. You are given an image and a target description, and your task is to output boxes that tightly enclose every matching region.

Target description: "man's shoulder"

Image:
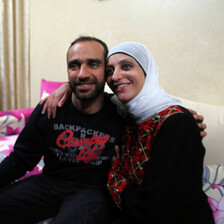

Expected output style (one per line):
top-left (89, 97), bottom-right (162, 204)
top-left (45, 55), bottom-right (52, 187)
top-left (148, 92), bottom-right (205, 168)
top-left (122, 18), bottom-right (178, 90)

top-left (104, 92), bottom-right (114, 100)
top-left (104, 92), bottom-right (116, 108)
top-left (104, 93), bottom-right (127, 119)
top-left (30, 102), bottom-right (45, 117)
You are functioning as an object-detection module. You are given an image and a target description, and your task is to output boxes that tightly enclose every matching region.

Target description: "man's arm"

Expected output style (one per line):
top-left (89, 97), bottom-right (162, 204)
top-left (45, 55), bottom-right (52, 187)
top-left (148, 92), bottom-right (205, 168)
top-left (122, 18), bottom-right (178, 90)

top-left (40, 83), bottom-right (208, 137)
top-left (0, 104), bottom-right (46, 187)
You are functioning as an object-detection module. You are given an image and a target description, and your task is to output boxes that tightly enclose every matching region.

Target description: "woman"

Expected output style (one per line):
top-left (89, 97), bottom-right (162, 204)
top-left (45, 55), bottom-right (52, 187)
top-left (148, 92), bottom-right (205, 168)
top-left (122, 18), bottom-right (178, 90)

top-left (105, 42), bottom-right (214, 223)
top-left (42, 42), bottom-right (214, 223)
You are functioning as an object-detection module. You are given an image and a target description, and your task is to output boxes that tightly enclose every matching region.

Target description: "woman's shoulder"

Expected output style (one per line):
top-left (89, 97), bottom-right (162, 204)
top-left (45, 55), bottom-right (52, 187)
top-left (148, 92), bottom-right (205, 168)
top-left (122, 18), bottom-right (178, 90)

top-left (158, 105), bottom-right (193, 122)
top-left (157, 105), bottom-right (198, 133)
top-left (151, 105), bottom-right (189, 128)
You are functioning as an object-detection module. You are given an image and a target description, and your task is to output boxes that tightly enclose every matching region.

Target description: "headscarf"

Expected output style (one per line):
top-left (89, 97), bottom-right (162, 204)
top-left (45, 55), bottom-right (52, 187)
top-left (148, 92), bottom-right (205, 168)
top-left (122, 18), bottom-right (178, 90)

top-left (107, 42), bottom-right (182, 124)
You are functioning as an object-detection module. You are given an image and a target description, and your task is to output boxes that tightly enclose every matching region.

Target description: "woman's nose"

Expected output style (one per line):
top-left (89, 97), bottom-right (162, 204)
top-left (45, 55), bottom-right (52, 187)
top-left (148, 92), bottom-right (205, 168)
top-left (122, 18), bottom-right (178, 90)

top-left (112, 68), bottom-right (122, 81)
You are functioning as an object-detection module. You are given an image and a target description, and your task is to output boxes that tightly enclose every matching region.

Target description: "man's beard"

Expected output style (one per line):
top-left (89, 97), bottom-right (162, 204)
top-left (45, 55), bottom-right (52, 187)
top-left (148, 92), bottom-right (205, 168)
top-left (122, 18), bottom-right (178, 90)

top-left (69, 78), bottom-right (105, 102)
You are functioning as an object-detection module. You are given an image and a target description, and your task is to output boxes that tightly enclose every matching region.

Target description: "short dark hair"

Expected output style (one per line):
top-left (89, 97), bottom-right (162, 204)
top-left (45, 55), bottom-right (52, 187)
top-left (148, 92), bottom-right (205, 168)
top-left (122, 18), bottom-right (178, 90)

top-left (67, 36), bottom-right (108, 63)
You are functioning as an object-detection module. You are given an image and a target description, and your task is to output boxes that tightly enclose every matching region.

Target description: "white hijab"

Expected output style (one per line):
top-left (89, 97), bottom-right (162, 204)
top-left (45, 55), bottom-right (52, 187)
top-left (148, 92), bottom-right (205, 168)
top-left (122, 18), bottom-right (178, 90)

top-left (107, 42), bottom-right (182, 124)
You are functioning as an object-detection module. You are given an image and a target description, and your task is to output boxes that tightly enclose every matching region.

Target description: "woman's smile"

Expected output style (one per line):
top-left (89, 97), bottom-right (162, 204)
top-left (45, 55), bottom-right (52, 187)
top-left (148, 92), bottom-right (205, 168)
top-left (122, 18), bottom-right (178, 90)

top-left (106, 53), bottom-right (145, 102)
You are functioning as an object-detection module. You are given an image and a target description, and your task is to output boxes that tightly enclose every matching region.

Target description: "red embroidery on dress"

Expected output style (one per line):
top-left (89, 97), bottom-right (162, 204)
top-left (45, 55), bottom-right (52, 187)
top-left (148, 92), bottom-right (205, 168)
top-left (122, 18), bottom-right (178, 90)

top-left (107, 106), bottom-right (183, 209)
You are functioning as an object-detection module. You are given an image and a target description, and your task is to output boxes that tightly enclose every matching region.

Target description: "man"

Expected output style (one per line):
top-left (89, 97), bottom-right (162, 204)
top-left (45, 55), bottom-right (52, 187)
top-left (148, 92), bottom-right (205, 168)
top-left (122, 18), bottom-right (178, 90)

top-left (0, 36), bottom-right (123, 223)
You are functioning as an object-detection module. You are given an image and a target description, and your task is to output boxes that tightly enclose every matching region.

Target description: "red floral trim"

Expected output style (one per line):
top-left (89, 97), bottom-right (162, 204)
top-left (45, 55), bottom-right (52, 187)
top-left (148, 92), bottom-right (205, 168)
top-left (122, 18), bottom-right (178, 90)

top-left (107, 106), bottom-right (183, 209)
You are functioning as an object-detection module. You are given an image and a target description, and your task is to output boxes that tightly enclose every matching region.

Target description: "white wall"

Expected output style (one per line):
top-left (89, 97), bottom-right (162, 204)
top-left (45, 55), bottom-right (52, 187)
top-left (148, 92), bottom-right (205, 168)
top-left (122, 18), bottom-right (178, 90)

top-left (29, 0), bottom-right (224, 165)
top-left (30, 0), bottom-right (224, 107)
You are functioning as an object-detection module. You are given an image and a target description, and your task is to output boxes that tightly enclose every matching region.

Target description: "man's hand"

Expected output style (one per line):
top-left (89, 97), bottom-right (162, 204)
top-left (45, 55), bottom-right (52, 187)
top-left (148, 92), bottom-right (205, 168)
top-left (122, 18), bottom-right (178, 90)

top-left (40, 82), bottom-right (71, 118)
top-left (188, 108), bottom-right (207, 138)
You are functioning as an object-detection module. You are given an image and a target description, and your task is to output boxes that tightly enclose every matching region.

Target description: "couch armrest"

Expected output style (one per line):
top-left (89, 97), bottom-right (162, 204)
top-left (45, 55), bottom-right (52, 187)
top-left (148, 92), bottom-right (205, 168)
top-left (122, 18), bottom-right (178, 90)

top-left (0, 108), bottom-right (34, 137)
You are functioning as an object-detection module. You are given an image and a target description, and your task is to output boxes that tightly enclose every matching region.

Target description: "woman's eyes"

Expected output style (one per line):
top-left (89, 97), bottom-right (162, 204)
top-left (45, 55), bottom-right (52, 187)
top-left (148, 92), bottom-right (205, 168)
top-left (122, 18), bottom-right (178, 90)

top-left (105, 68), bottom-right (114, 76)
top-left (105, 63), bottom-right (133, 76)
top-left (122, 63), bottom-right (132, 70)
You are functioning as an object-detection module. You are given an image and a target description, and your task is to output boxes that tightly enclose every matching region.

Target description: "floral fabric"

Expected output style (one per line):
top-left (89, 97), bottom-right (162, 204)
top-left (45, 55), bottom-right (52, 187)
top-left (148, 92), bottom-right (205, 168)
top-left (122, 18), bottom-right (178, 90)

top-left (0, 108), bottom-right (43, 179)
top-left (203, 165), bottom-right (224, 224)
top-left (0, 108), bottom-right (34, 137)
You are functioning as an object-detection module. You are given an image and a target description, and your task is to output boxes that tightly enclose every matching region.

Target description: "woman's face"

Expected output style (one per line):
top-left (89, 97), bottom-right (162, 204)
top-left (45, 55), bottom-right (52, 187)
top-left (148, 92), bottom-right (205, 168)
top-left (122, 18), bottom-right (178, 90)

top-left (106, 53), bottom-right (146, 102)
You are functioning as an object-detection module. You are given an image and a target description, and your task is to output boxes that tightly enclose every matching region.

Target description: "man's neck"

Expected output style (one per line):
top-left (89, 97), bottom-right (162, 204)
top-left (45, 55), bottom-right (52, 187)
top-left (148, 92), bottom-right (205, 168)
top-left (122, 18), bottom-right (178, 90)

top-left (71, 93), bottom-right (104, 114)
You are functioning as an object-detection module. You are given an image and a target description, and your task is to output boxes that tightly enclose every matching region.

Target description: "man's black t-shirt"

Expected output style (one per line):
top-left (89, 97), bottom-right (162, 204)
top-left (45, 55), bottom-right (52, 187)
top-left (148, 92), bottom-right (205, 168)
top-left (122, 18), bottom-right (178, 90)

top-left (0, 93), bottom-right (124, 187)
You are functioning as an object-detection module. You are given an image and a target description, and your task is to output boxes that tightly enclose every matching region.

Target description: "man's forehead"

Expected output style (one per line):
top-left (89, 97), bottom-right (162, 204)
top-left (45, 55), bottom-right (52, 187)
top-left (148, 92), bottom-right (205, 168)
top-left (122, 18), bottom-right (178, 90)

top-left (68, 41), bottom-right (104, 60)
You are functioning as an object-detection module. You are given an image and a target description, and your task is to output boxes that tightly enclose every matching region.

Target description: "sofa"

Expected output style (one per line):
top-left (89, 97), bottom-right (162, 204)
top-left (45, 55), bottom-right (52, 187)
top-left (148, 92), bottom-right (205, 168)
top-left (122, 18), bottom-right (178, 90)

top-left (0, 79), bottom-right (224, 223)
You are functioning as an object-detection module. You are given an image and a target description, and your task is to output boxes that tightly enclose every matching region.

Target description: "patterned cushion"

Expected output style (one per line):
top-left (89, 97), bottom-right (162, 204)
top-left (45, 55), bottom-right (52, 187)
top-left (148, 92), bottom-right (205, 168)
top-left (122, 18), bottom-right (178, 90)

top-left (203, 164), bottom-right (224, 223)
top-left (0, 108), bottom-right (34, 137)
top-left (0, 79), bottom-right (65, 180)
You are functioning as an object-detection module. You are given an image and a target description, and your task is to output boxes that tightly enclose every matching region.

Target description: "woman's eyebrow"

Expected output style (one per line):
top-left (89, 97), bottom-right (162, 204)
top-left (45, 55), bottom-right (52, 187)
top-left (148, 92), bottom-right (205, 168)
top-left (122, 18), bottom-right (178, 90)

top-left (119, 59), bottom-right (133, 64)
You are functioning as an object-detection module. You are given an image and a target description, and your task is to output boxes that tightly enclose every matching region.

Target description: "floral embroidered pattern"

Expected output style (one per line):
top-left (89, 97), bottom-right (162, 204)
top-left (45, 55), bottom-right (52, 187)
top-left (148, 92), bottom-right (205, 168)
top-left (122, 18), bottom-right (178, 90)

top-left (107, 106), bottom-right (183, 209)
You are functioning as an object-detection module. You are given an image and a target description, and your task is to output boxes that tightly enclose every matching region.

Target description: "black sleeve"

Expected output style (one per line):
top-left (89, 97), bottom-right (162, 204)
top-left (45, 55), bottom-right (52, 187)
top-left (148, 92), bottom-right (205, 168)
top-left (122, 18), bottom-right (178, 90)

top-left (121, 109), bottom-right (208, 223)
top-left (0, 104), bottom-right (47, 186)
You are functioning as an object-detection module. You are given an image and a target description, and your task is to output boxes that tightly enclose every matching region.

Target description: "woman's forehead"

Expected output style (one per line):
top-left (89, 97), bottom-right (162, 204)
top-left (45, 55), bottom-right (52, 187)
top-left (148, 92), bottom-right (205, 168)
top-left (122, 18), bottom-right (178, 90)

top-left (107, 53), bottom-right (137, 64)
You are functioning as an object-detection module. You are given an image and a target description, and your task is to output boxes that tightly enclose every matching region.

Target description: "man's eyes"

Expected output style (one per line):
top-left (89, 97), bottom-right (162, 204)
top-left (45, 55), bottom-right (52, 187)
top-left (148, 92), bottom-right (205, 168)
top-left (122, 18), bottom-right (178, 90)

top-left (89, 62), bottom-right (99, 68)
top-left (68, 62), bottom-right (79, 69)
top-left (68, 62), bottom-right (99, 70)
top-left (69, 64), bottom-right (78, 69)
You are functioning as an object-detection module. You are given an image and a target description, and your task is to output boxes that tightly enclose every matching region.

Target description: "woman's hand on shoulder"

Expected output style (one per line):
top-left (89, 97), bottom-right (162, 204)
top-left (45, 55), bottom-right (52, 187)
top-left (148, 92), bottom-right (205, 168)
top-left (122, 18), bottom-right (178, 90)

top-left (40, 82), bottom-right (71, 118)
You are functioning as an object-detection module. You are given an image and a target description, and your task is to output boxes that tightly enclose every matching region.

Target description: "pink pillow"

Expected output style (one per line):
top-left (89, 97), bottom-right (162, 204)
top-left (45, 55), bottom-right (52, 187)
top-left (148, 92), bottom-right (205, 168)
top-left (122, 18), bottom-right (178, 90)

top-left (0, 108), bottom-right (34, 137)
top-left (40, 79), bottom-right (64, 100)
top-left (0, 135), bottom-right (18, 156)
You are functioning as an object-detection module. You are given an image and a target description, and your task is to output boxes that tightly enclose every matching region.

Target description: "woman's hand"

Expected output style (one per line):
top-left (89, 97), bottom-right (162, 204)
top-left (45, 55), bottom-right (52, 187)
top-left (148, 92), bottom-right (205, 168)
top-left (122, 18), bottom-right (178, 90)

top-left (188, 108), bottom-right (207, 138)
top-left (40, 82), bottom-right (71, 118)
top-left (112, 145), bottom-right (120, 163)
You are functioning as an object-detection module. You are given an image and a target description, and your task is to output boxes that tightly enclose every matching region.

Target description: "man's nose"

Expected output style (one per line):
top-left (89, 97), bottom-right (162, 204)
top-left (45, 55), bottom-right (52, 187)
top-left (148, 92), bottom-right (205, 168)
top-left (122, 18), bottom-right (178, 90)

top-left (78, 65), bottom-right (90, 78)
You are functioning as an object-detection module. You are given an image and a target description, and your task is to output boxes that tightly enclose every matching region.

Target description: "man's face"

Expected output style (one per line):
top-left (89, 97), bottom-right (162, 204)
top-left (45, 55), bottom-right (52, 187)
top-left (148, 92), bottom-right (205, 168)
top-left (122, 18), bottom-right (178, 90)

top-left (67, 41), bottom-right (105, 101)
